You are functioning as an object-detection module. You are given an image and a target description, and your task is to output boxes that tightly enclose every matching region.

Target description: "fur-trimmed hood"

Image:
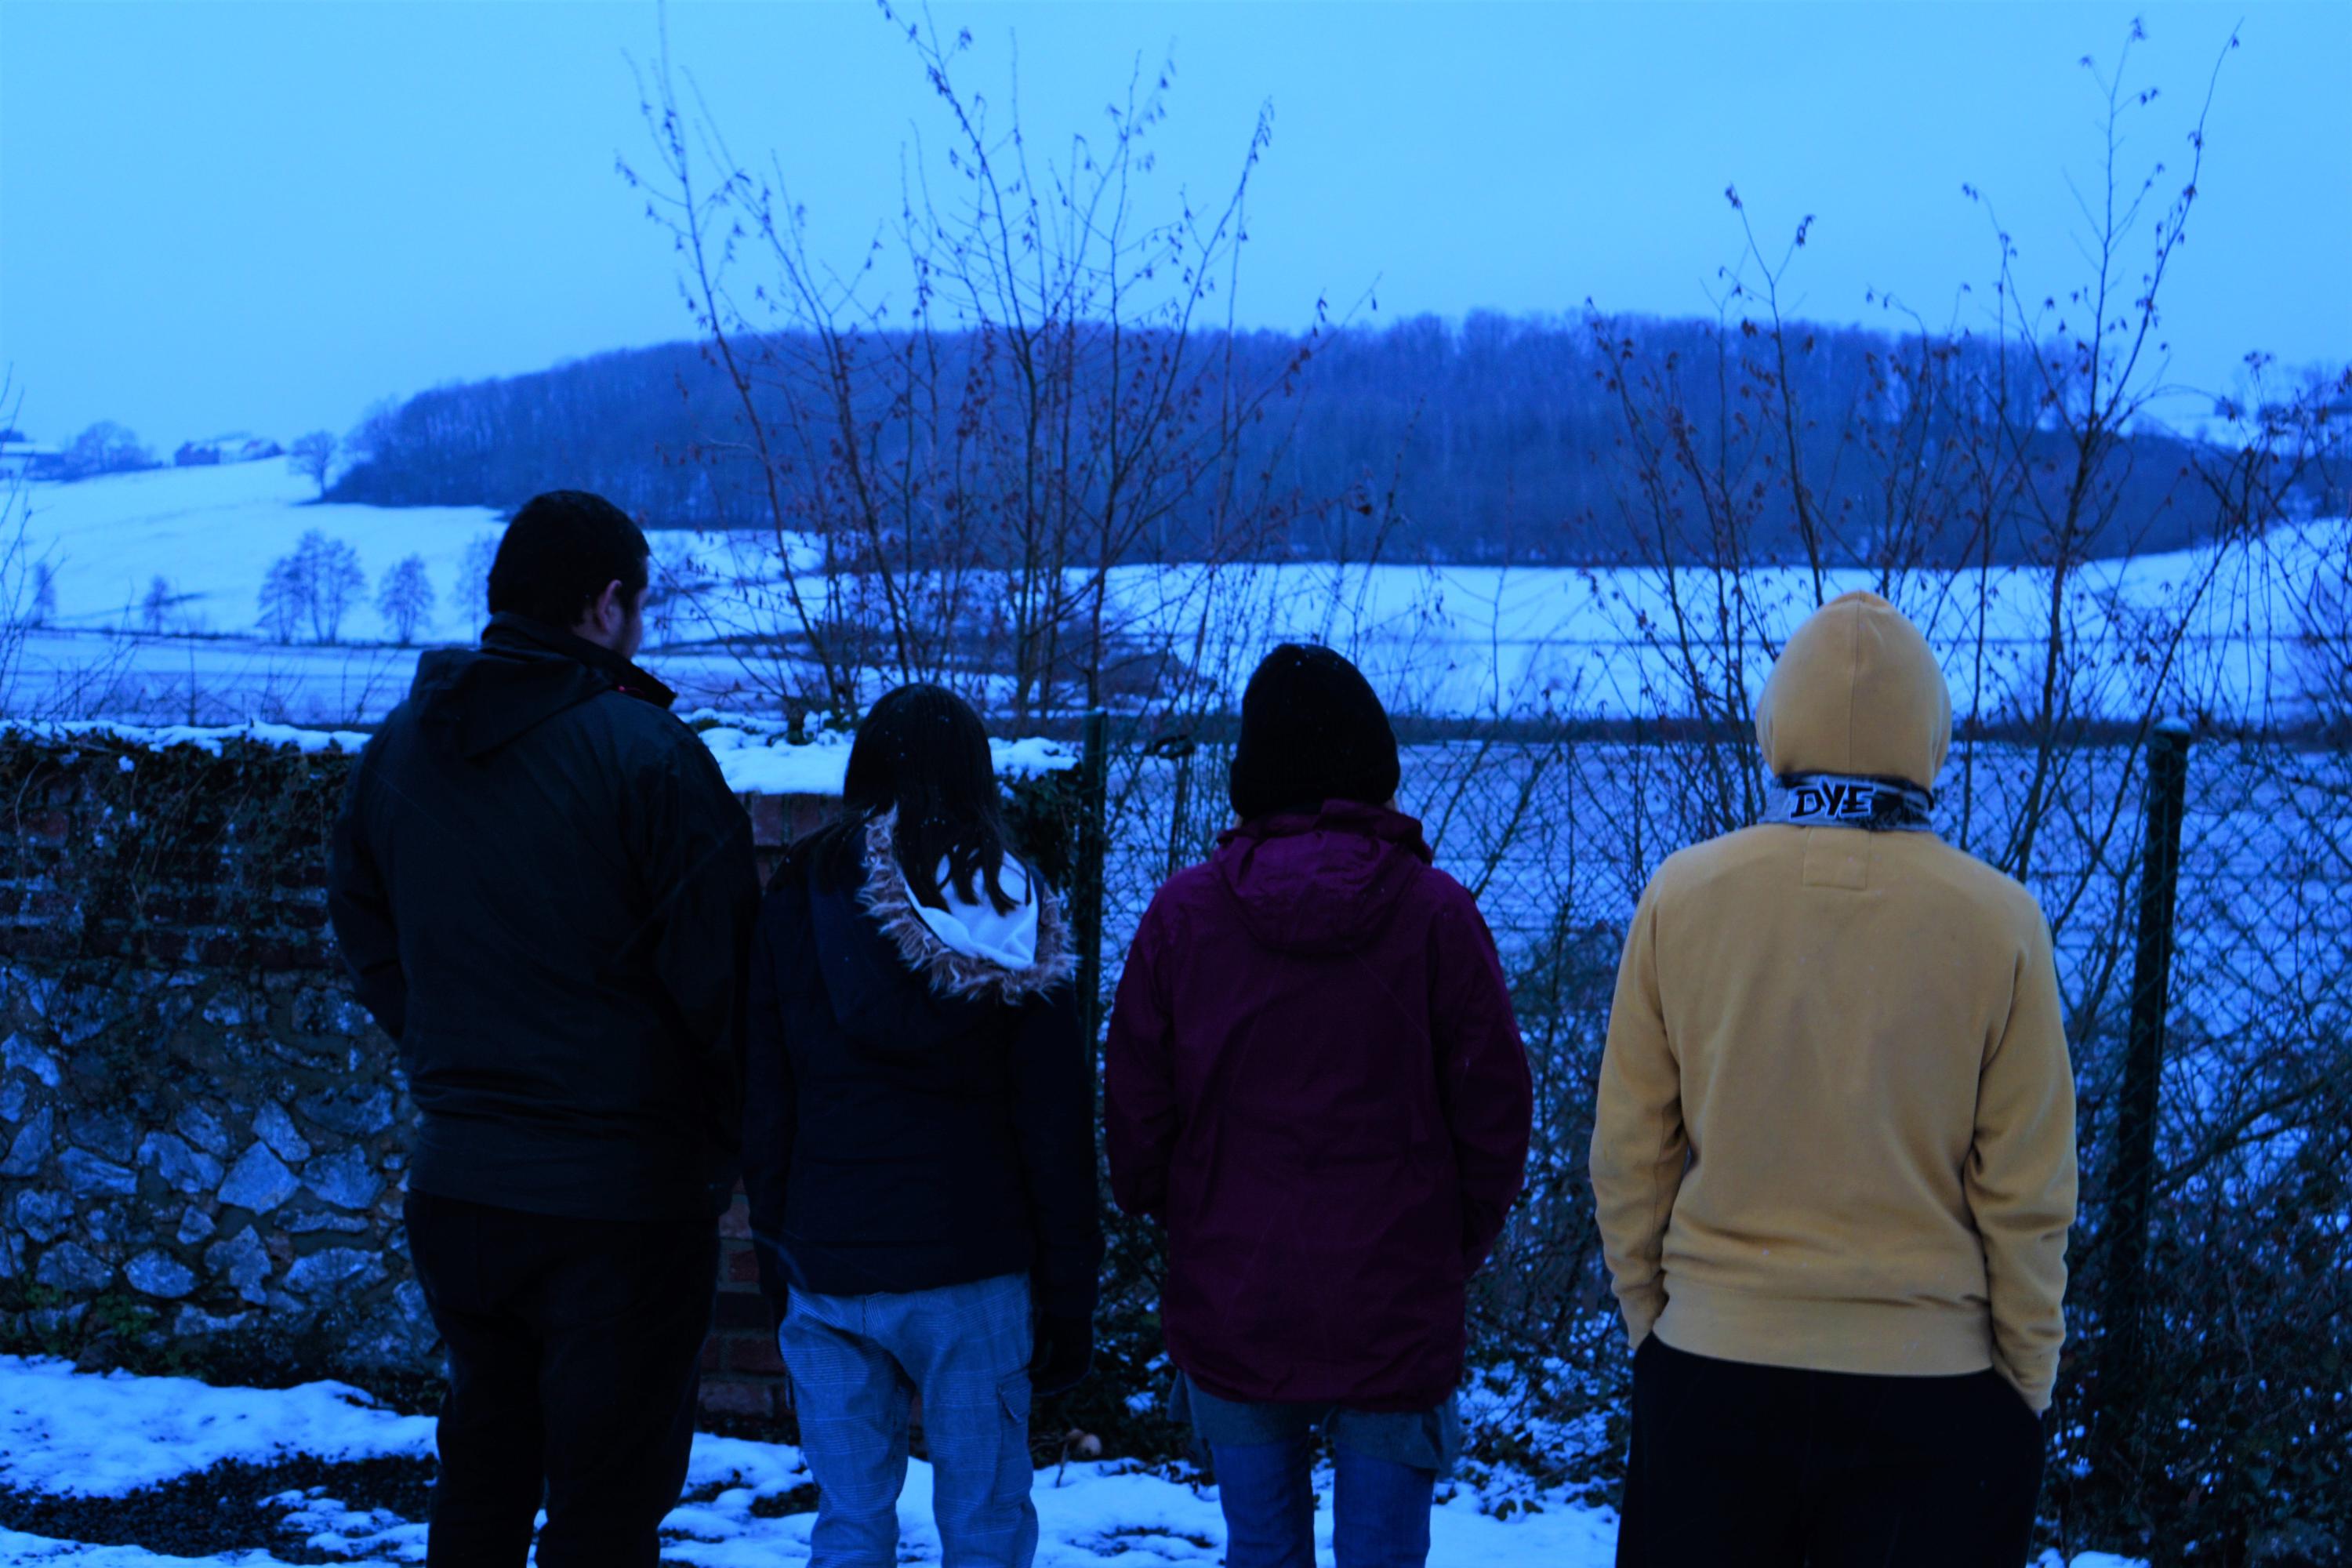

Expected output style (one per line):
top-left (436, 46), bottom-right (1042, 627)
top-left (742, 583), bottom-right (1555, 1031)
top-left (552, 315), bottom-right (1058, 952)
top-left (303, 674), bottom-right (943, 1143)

top-left (855, 811), bottom-right (1075, 1007)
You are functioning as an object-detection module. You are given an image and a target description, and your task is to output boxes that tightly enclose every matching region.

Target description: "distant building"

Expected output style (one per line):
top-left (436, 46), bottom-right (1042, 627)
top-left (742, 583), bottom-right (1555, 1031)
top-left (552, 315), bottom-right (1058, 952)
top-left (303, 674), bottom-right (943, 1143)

top-left (174, 434), bottom-right (284, 467)
top-left (0, 441), bottom-right (63, 480)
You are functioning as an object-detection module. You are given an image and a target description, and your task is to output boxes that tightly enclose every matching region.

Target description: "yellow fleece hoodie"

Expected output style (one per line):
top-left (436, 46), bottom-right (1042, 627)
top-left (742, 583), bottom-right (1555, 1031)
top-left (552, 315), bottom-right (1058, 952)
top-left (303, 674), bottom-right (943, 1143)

top-left (1589, 591), bottom-right (2078, 1410)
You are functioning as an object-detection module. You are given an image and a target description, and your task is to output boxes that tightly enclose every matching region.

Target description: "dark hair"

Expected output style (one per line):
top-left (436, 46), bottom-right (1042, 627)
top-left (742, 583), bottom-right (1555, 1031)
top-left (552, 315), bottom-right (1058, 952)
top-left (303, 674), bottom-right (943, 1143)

top-left (841, 684), bottom-right (1018, 914)
top-left (487, 490), bottom-right (651, 628)
top-left (1228, 641), bottom-right (1401, 821)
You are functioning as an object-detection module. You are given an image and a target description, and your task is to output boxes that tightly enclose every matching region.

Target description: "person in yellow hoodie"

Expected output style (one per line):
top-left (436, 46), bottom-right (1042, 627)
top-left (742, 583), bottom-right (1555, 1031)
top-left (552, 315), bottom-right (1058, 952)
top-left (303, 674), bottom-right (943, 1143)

top-left (1592, 591), bottom-right (2078, 1568)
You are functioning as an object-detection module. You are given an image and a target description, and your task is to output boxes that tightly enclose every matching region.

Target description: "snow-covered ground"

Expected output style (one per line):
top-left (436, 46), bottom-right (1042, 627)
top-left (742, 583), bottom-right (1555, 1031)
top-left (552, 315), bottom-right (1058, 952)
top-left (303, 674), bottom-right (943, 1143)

top-left (5, 464), bottom-right (2339, 727)
top-left (0, 1357), bottom-right (2143, 1567)
top-left (0, 1356), bottom-right (1620, 1567)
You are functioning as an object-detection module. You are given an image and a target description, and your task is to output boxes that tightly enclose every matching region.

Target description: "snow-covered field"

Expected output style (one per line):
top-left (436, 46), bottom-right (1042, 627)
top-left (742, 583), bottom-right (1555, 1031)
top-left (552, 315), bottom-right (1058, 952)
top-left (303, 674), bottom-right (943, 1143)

top-left (5, 463), bottom-right (2340, 727)
top-left (12, 465), bottom-right (504, 648)
top-left (0, 1357), bottom-right (2146, 1567)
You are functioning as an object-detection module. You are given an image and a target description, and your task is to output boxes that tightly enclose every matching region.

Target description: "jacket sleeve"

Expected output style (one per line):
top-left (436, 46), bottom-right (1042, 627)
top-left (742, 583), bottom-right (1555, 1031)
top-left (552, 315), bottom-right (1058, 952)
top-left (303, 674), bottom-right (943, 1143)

top-left (1103, 898), bottom-right (1177, 1221)
top-left (742, 894), bottom-right (798, 1327)
top-left (1967, 910), bottom-right (2078, 1413)
top-left (640, 733), bottom-right (762, 1196)
top-left (1430, 893), bottom-right (1534, 1277)
top-left (326, 747), bottom-right (406, 1042)
top-left (1589, 879), bottom-right (1687, 1348)
top-left (1009, 975), bottom-right (1105, 1322)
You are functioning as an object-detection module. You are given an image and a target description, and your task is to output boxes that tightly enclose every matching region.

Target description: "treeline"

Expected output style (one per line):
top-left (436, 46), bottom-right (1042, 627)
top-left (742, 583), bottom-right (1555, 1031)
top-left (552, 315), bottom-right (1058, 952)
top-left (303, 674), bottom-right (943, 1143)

top-left (332, 313), bottom-right (2235, 564)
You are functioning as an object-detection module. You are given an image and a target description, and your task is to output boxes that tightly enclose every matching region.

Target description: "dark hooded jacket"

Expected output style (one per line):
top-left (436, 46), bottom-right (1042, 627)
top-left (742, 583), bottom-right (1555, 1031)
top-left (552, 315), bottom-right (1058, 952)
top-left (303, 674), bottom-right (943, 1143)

top-left (1105, 801), bottom-right (1534, 1411)
top-left (328, 614), bottom-right (759, 1221)
top-left (742, 814), bottom-right (1102, 1323)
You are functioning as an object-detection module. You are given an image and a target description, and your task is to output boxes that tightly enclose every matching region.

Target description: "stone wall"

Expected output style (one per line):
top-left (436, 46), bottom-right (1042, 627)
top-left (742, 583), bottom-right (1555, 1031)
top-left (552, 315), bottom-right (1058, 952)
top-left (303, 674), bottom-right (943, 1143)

top-left (0, 724), bottom-right (853, 1423)
top-left (0, 962), bottom-right (429, 1365)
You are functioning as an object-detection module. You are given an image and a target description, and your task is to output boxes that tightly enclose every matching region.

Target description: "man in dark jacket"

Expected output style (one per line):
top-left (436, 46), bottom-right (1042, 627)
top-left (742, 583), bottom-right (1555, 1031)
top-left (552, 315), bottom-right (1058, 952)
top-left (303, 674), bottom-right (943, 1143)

top-left (1106, 644), bottom-right (1533, 1568)
top-left (328, 490), bottom-right (758, 1566)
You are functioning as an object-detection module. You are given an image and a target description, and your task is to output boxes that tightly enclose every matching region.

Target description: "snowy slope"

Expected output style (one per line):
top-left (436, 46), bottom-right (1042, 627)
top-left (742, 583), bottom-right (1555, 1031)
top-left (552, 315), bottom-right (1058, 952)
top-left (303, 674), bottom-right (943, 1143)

top-left (17, 464), bottom-right (503, 646)
top-left (9, 465), bottom-right (2338, 724)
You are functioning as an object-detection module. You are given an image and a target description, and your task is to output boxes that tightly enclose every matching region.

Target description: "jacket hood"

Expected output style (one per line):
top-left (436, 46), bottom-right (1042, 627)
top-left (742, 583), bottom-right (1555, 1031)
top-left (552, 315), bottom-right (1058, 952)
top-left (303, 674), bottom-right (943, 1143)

top-left (411, 614), bottom-right (675, 761)
top-left (1755, 591), bottom-right (1951, 790)
top-left (800, 815), bottom-right (1072, 1069)
top-left (854, 811), bottom-right (1073, 1007)
top-left (1213, 800), bottom-right (1433, 957)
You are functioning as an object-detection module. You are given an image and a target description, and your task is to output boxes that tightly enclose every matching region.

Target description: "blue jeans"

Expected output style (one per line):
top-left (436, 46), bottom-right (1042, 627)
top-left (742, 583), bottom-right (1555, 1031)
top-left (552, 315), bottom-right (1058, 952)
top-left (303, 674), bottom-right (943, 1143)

top-left (777, 1272), bottom-right (1038, 1568)
top-left (1210, 1435), bottom-right (1437, 1568)
top-left (1178, 1376), bottom-right (1453, 1568)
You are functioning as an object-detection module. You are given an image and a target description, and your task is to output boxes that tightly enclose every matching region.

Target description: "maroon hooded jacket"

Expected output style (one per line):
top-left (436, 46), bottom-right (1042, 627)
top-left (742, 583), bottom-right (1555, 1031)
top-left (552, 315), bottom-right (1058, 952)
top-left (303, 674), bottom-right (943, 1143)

top-left (1105, 801), bottom-right (1534, 1411)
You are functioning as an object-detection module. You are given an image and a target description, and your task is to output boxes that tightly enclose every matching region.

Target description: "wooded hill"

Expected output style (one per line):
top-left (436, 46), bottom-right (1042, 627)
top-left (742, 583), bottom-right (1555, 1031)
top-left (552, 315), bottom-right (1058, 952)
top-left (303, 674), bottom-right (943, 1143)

top-left (331, 313), bottom-right (2237, 566)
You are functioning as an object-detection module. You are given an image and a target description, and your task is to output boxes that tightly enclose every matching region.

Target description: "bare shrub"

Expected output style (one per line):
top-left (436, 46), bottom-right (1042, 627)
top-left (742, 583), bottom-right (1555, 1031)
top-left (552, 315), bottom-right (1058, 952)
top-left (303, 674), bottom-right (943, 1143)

top-left (1446, 24), bottom-right (2352, 1562)
top-left (625, 6), bottom-right (1322, 734)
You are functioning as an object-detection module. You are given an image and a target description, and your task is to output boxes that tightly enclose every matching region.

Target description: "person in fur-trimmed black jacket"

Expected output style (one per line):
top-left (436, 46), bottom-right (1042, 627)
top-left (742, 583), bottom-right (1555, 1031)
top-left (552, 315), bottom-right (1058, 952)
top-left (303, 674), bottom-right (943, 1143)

top-left (743, 807), bottom-right (1099, 1329)
top-left (742, 689), bottom-right (1101, 1568)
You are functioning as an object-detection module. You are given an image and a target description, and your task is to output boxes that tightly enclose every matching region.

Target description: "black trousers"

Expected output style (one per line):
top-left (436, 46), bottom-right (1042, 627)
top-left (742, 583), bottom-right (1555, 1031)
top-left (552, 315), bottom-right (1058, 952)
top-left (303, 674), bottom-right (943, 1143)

top-left (405, 1191), bottom-right (720, 1567)
top-left (1617, 1334), bottom-right (2045, 1568)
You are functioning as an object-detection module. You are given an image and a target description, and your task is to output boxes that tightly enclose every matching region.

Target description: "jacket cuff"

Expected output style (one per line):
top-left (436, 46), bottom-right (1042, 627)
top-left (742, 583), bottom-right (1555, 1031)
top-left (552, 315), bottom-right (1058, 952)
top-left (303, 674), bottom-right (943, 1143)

top-left (1620, 1288), bottom-right (1665, 1349)
top-left (1994, 1356), bottom-right (2056, 1414)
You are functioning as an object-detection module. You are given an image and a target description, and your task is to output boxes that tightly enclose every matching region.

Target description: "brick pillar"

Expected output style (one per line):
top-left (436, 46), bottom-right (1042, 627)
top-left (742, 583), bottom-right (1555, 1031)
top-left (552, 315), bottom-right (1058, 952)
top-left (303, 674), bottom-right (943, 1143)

top-left (697, 790), bottom-right (836, 1426)
top-left (702, 1189), bottom-right (787, 1421)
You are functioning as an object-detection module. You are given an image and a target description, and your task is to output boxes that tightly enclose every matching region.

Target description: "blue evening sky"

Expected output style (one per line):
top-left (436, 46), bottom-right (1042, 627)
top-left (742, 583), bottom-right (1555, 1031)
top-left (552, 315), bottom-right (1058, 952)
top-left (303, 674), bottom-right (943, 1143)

top-left (2, 0), bottom-right (2345, 450)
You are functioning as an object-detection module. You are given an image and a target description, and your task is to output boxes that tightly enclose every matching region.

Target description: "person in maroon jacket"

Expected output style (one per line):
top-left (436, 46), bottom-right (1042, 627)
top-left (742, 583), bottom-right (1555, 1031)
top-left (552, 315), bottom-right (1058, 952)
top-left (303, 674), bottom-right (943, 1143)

top-left (1106, 644), bottom-right (1534, 1568)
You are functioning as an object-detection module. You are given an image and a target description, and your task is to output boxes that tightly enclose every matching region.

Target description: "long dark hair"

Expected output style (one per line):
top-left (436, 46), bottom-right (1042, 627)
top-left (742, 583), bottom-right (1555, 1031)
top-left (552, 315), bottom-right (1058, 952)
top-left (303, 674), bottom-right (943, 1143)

top-left (840, 684), bottom-right (1018, 915)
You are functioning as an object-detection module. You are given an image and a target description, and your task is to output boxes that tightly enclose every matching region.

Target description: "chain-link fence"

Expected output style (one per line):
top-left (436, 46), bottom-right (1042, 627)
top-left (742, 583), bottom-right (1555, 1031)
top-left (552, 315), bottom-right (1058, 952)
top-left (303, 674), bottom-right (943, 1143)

top-left (1057, 723), bottom-right (2352, 1563)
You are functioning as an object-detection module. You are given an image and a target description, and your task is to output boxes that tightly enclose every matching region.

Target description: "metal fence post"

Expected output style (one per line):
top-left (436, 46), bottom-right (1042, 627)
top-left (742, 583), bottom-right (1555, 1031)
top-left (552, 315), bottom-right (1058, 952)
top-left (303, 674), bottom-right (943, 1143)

top-left (1142, 732), bottom-right (1199, 881)
top-left (1073, 709), bottom-right (1109, 1050)
top-left (2096, 717), bottom-right (2193, 1470)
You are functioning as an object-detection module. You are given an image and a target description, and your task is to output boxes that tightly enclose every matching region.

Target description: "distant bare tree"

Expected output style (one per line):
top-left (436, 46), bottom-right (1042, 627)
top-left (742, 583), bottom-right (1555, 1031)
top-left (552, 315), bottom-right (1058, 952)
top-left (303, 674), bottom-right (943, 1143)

top-left (31, 562), bottom-right (56, 626)
top-left (300, 532), bottom-right (365, 641)
top-left (258, 531), bottom-right (367, 643)
top-left (58, 420), bottom-right (155, 481)
top-left (376, 554), bottom-right (437, 644)
top-left (257, 557), bottom-right (306, 642)
top-left (288, 430), bottom-right (338, 498)
top-left (454, 532), bottom-right (499, 635)
top-left (140, 576), bottom-right (175, 634)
